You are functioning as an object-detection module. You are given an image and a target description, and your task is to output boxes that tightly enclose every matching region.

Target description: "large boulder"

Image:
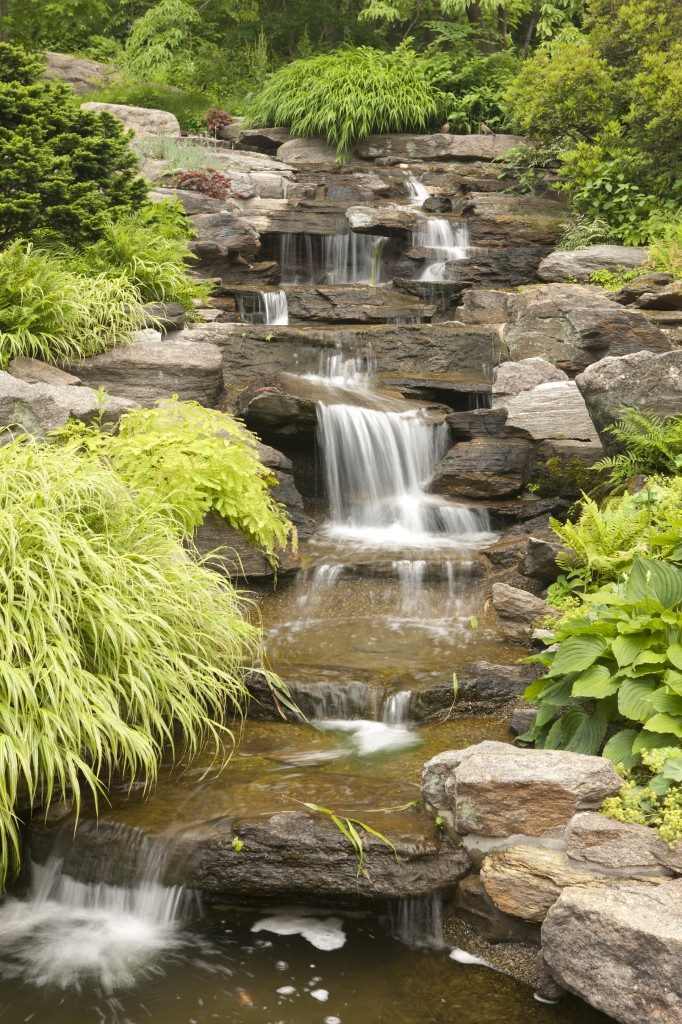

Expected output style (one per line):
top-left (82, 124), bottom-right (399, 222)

top-left (538, 245), bottom-right (649, 283)
top-left (80, 101), bottom-right (181, 137)
top-left (355, 133), bottom-right (526, 163)
top-left (42, 51), bottom-right (115, 94)
top-left (345, 205), bottom-right (421, 237)
top-left (429, 436), bottom-right (535, 499)
top-left (491, 582), bottom-right (557, 644)
top-left (461, 193), bottom-right (567, 249)
top-left (567, 812), bottom-right (674, 877)
top-left (480, 846), bottom-right (619, 923)
top-left (62, 332), bottom-right (224, 408)
top-left (501, 381), bottom-right (601, 444)
top-left (276, 138), bottom-right (339, 165)
top-left (541, 879), bottom-right (682, 1024)
top-left (575, 349), bottom-right (682, 443)
top-left (189, 211), bottom-right (261, 259)
top-left (0, 371), bottom-right (133, 440)
top-left (421, 740), bottom-right (622, 839)
top-left (502, 283), bottom-right (672, 375)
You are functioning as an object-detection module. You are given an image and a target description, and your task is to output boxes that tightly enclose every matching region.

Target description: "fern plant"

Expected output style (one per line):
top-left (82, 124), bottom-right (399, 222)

top-left (247, 42), bottom-right (451, 157)
top-left (58, 398), bottom-right (296, 565)
top-left (593, 409), bottom-right (682, 486)
top-left (557, 214), bottom-right (617, 250)
top-left (550, 494), bottom-right (652, 580)
top-left (0, 438), bottom-right (278, 883)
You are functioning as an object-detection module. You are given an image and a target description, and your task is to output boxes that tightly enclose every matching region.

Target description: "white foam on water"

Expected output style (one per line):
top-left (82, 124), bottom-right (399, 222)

top-left (0, 856), bottom-right (188, 992)
top-left (449, 947), bottom-right (496, 969)
top-left (252, 911), bottom-right (346, 951)
top-left (276, 985), bottom-right (297, 996)
top-left (317, 719), bottom-right (421, 756)
top-left (311, 988), bottom-right (329, 1002)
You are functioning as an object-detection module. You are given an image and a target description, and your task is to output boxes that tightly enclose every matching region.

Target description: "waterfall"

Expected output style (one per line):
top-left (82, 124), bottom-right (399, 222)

top-left (279, 230), bottom-right (385, 284)
top-left (382, 690), bottom-right (412, 725)
top-left (300, 345), bottom-right (375, 387)
top-left (0, 849), bottom-right (192, 992)
top-left (405, 174), bottom-right (430, 205)
top-left (414, 216), bottom-right (470, 282)
top-left (389, 895), bottom-right (444, 949)
top-left (317, 403), bottom-right (491, 546)
top-left (237, 289), bottom-right (289, 325)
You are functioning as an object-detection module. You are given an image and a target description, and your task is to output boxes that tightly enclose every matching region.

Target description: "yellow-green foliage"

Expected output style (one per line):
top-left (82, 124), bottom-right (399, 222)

top-left (602, 748), bottom-right (682, 848)
top-left (551, 493), bottom-right (652, 578)
top-left (61, 398), bottom-right (296, 565)
top-left (0, 438), bottom-right (271, 883)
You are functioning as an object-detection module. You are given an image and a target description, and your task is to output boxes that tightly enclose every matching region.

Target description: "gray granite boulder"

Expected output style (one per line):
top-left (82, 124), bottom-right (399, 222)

top-left (538, 245), bottom-right (649, 283)
top-left (0, 371), bottom-right (133, 441)
top-left (80, 101), bottom-right (181, 136)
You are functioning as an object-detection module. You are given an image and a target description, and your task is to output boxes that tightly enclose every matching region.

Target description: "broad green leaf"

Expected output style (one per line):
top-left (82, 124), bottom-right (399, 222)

top-left (661, 756), bottom-right (682, 783)
top-left (626, 557), bottom-right (682, 609)
top-left (668, 643), bottom-right (682, 671)
top-left (647, 690), bottom-right (682, 716)
top-left (643, 713), bottom-right (682, 739)
top-left (665, 669), bottom-right (682, 695)
top-left (538, 679), bottom-right (574, 706)
top-left (649, 773), bottom-right (673, 796)
top-left (612, 633), bottom-right (648, 668)
top-left (602, 728), bottom-right (640, 769)
top-left (548, 634), bottom-right (609, 676)
top-left (618, 677), bottom-right (657, 723)
top-left (572, 664), bottom-right (619, 699)
top-left (633, 730), bottom-right (682, 753)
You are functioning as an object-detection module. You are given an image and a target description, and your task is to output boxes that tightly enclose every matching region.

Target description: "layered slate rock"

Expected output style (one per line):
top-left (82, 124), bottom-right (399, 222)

top-left (575, 349), bottom-right (682, 443)
top-left (421, 740), bottom-right (622, 839)
top-left (355, 133), bottom-right (526, 163)
top-left (345, 204), bottom-right (422, 236)
top-left (429, 437), bottom-right (535, 499)
top-left (62, 332), bottom-right (224, 408)
top-left (0, 371), bottom-right (133, 441)
top-left (189, 211), bottom-right (261, 259)
top-left (285, 285), bottom-right (435, 323)
top-left (502, 284), bottom-right (672, 375)
top-left (7, 357), bottom-right (81, 387)
top-left (537, 245), bottom-right (649, 283)
top-left (80, 101), bottom-right (181, 137)
top-left (541, 880), bottom-right (682, 1024)
top-left (410, 661), bottom-right (539, 722)
top-left (276, 138), bottom-right (339, 165)
top-left (461, 194), bottom-right (566, 249)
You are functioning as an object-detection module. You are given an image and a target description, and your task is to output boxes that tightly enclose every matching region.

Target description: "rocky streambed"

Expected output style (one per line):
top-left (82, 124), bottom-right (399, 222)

top-left (2, 115), bottom-right (682, 1024)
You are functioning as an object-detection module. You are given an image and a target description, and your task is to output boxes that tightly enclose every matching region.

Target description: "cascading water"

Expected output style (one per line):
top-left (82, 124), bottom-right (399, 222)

top-left (0, 850), bottom-right (191, 992)
top-left (404, 174), bottom-right (469, 281)
top-left (279, 230), bottom-right (385, 285)
top-left (317, 402), bottom-right (491, 548)
top-left (382, 690), bottom-right (412, 725)
top-left (238, 289), bottom-right (289, 325)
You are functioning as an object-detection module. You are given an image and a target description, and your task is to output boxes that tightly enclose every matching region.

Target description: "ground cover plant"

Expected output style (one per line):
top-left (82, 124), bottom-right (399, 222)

top-left (0, 437), bottom-right (280, 882)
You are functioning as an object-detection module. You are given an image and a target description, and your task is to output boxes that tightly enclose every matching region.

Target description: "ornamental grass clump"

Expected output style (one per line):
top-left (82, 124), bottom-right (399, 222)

top-left (0, 241), bottom-right (146, 365)
top-left (247, 42), bottom-right (450, 157)
top-left (0, 438), bottom-right (268, 883)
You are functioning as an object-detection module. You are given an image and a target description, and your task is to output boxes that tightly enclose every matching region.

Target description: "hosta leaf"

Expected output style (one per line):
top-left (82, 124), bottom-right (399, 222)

top-left (548, 634), bottom-right (609, 677)
top-left (602, 728), bottom-right (641, 769)
top-left (538, 679), bottom-right (574, 706)
top-left (647, 690), bottom-right (682, 716)
top-left (632, 730), bottom-right (681, 753)
top-left (618, 677), bottom-right (657, 723)
top-left (558, 707), bottom-right (607, 755)
top-left (612, 633), bottom-right (649, 667)
top-left (626, 557), bottom-right (682, 609)
top-left (632, 650), bottom-right (667, 666)
top-left (643, 713), bottom-right (682, 739)
top-left (572, 664), bottom-right (619, 699)
top-left (665, 669), bottom-right (682, 695)
top-left (667, 643), bottom-right (682, 671)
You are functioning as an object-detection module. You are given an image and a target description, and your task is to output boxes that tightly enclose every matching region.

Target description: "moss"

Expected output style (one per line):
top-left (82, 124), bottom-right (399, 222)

top-left (528, 454), bottom-right (594, 498)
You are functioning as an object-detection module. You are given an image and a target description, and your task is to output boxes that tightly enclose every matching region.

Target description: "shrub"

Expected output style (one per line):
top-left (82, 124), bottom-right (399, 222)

top-left (206, 108), bottom-right (233, 136)
top-left (647, 214), bottom-right (682, 279)
top-left (522, 556), bottom-right (682, 759)
top-left (443, 50), bottom-right (518, 134)
top-left (247, 42), bottom-right (451, 156)
top-left (0, 44), bottom-right (146, 245)
top-left (601, 747), bottom-right (682, 849)
top-left (60, 398), bottom-right (296, 564)
top-left (0, 438), bottom-right (272, 881)
top-left (0, 241), bottom-right (145, 365)
top-left (558, 215), bottom-right (617, 250)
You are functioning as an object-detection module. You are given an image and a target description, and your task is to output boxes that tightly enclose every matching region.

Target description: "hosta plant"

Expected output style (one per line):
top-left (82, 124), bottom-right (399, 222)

top-left (522, 557), bottom-right (682, 765)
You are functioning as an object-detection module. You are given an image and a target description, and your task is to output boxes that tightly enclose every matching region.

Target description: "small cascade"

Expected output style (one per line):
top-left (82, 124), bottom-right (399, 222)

top-left (414, 217), bottom-right (470, 282)
top-left (300, 345), bottom-right (375, 387)
top-left (389, 895), bottom-right (444, 949)
top-left (0, 848), bottom-right (192, 992)
top-left (237, 289), bottom-right (289, 325)
top-left (293, 680), bottom-right (374, 720)
top-left (405, 174), bottom-right (430, 205)
top-left (317, 403), bottom-right (492, 547)
top-left (394, 558), bottom-right (426, 606)
top-left (382, 690), bottom-right (412, 725)
top-left (279, 231), bottom-right (385, 284)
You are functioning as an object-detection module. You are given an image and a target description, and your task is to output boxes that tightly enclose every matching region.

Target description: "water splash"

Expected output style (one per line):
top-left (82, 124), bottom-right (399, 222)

top-left (413, 216), bottom-right (469, 282)
top-left (404, 175), bottom-right (430, 205)
top-left (237, 289), bottom-right (289, 325)
top-left (0, 851), bottom-right (192, 992)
